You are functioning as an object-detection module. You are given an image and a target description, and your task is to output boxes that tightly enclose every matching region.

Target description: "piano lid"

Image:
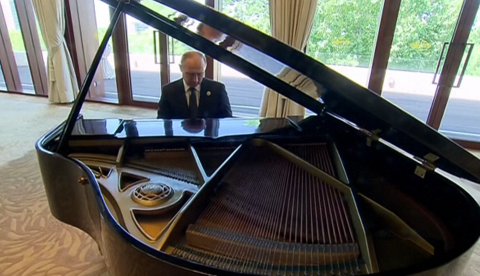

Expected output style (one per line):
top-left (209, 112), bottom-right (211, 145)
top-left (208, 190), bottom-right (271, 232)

top-left (61, 0), bottom-right (480, 183)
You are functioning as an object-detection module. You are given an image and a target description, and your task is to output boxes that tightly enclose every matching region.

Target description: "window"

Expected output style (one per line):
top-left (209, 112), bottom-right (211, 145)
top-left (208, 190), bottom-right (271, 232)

top-left (94, 0), bottom-right (118, 100)
top-left (307, 0), bottom-right (383, 87)
top-left (382, 0), bottom-right (463, 122)
top-left (1, 0), bottom-right (35, 93)
top-left (217, 0), bottom-right (270, 117)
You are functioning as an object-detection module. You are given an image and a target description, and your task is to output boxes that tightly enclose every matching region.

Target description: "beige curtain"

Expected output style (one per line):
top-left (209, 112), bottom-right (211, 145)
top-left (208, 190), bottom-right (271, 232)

top-left (260, 0), bottom-right (318, 117)
top-left (33, 0), bottom-right (78, 103)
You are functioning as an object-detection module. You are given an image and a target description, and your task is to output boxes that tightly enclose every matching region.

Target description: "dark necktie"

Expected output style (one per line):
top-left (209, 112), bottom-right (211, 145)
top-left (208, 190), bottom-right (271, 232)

top-left (188, 87), bottom-right (198, 119)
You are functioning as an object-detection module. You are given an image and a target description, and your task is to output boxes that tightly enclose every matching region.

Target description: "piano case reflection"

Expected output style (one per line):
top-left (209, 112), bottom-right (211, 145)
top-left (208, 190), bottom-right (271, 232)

top-left (36, 0), bottom-right (480, 276)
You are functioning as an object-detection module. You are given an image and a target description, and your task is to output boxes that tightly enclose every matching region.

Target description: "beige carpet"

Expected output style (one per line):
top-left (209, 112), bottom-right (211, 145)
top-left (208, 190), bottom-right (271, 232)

top-left (0, 150), bottom-right (108, 275)
top-left (0, 93), bottom-right (152, 276)
top-left (0, 93), bottom-right (480, 275)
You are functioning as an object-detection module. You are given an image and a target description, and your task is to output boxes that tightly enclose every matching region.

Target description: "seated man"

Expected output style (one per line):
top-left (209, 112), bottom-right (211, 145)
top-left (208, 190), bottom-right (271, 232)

top-left (157, 51), bottom-right (232, 119)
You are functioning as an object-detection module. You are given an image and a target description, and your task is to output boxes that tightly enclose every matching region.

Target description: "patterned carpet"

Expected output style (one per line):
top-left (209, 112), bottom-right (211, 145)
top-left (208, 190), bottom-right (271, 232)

top-left (0, 93), bottom-right (153, 276)
top-left (0, 150), bottom-right (108, 276)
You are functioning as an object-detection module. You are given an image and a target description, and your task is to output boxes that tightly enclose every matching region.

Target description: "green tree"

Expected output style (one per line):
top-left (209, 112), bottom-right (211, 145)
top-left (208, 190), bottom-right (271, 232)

top-left (465, 12), bottom-right (480, 76)
top-left (307, 0), bottom-right (465, 72)
top-left (8, 30), bottom-right (26, 52)
top-left (221, 0), bottom-right (270, 34)
top-left (388, 0), bottom-right (463, 72)
top-left (137, 0), bottom-right (192, 54)
top-left (307, 0), bottom-right (383, 66)
top-left (96, 0), bottom-right (480, 76)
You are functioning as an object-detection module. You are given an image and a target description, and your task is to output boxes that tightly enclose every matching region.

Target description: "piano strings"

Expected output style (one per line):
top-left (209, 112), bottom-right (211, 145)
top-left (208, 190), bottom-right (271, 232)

top-left (172, 143), bottom-right (362, 276)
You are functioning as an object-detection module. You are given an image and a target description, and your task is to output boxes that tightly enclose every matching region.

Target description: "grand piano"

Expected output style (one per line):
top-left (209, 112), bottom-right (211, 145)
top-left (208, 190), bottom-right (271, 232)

top-left (36, 0), bottom-right (480, 275)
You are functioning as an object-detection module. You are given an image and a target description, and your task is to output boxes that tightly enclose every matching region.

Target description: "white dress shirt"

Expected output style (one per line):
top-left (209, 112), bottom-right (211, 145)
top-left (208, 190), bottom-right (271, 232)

top-left (183, 80), bottom-right (200, 107)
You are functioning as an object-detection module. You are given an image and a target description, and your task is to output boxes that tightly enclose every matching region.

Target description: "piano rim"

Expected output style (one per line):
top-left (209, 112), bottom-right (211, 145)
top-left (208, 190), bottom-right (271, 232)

top-left (36, 123), bottom-right (480, 276)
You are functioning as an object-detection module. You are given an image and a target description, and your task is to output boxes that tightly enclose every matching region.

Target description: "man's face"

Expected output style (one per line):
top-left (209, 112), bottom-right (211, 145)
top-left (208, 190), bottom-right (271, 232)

top-left (180, 55), bottom-right (206, 88)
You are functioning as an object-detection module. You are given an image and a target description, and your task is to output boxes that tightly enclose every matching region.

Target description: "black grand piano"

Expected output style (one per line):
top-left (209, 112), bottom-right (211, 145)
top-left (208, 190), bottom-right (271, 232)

top-left (36, 0), bottom-right (480, 275)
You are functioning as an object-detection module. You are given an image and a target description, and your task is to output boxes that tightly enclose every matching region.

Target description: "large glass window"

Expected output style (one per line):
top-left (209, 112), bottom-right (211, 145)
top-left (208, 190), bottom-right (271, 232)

top-left (217, 0), bottom-right (270, 117)
top-left (0, 0), bottom-right (34, 93)
top-left (33, 7), bottom-right (46, 71)
top-left (94, 0), bottom-right (118, 100)
top-left (129, 0), bottom-right (202, 102)
top-left (168, 38), bottom-right (196, 85)
top-left (126, 13), bottom-right (160, 102)
top-left (306, 0), bottom-right (383, 87)
top-left (439, 8), bottom-right (480, 142)
top-left (382, 0), bottom-right (463, 122)
top-left (220, 0), bottom-right (270, 34)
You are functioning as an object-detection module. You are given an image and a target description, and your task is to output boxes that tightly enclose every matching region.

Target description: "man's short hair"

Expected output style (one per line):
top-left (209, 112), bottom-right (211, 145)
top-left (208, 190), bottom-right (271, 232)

top-left (180, 51), bottom-right (207, 68)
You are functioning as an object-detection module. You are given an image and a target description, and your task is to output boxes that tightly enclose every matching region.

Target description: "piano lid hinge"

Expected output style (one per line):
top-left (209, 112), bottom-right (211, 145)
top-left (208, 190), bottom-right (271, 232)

top-left (360, 128), bottom-right (381, 147)
top-left (413, 153), bottom-right (439, 179)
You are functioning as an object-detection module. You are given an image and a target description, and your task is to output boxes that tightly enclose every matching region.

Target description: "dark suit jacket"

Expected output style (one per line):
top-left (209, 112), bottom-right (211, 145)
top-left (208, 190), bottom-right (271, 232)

top-left (157, 78), bottom-right (232, 119)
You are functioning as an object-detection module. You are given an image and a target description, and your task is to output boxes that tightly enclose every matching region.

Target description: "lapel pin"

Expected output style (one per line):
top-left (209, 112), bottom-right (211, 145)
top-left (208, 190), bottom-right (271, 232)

top-left (207, 91), bottom-right (211, 96)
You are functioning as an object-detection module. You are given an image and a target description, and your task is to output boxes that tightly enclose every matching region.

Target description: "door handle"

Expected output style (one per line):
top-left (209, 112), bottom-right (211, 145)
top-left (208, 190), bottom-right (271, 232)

top-left (453, 43), bottom-right (474, 88)
top-left (432, 42), bottom-right (449, 85)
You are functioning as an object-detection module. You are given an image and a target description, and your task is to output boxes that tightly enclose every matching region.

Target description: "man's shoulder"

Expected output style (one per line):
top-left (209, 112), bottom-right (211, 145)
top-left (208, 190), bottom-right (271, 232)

top-left (162, 79), bottom-right (183, 91)
top-left (202, 78), bottom-right (225, 89)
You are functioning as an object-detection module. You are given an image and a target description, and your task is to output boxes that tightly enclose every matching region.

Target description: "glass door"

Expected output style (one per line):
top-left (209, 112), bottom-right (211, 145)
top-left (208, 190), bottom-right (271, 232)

top-left (70, 0), bottom-right (209, 106)
top-left (217, 0), bottom-right (270, 117)
top-left (438, 7), bottom-right (480, 144)
top-left (0, 0), bottom-right (34, 93)
top-left (126, 11), bottom-right (166, 103)
top-left (307, 0), bottom-right (383, 88)
top-left (381, 0), bottom-right (464, 122)
top-left (128, 0), bottom-right (206, 103)
top-left (94, 0), bottom-right (118, 101)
